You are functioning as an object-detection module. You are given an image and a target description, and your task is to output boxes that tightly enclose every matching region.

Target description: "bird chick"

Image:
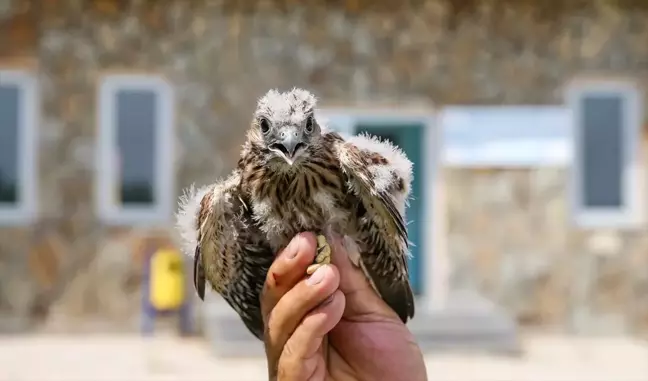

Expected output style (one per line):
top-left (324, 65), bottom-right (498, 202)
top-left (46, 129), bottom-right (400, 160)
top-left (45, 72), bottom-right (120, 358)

top-left (176, 88), bottom-right (415, 340)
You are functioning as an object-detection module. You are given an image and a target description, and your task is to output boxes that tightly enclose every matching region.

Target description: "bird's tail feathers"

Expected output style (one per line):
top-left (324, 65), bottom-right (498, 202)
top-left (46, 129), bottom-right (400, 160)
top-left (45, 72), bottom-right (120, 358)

top-left (175, 183), bottom-right (212, 258)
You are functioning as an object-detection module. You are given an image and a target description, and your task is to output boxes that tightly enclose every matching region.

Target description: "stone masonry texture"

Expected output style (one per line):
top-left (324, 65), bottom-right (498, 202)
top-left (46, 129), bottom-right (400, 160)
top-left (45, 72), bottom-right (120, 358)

top-left (0, 0), bottom-right (647, 335)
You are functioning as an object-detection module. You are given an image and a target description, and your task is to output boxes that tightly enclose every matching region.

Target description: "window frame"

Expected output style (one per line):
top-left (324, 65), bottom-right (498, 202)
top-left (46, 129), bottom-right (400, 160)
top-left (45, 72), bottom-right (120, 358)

top-left (96, 74), bottom-right (175, 226)
top-left (0, 69), bottom-right (38, 226)
top-left (567, 79), bottom-right (644, 229)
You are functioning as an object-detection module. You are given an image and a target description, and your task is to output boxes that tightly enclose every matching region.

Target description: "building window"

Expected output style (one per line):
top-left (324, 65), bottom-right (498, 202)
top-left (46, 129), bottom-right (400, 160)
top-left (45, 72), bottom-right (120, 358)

top-left (0, 70), bottom-right (38, 225)
top-left (568, 80), bottom-right (643, 228)
top-left (97, 74), bottom-right (175, 225)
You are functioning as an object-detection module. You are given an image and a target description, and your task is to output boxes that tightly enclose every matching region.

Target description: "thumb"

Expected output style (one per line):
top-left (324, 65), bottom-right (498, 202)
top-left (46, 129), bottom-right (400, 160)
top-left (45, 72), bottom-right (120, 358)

top-left (328, 235), bottom-right (389, 319)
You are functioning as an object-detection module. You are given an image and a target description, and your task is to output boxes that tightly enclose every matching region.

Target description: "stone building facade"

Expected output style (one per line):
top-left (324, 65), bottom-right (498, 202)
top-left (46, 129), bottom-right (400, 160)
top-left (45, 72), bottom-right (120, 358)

top-left (0, 0), bottom-right (647, 335)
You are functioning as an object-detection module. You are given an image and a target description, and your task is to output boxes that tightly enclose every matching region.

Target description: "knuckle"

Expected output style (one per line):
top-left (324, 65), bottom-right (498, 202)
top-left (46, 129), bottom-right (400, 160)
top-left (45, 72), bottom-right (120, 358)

top-left (276, 359), bottom-right (290, 380)
top-left (279, 339), bottom-right (304, 373)
top-left (281, 339), bottom-right (296, 361)
top-left (265, 305), bottom-right (289, 340)
top-left (266, 308), bottom-right (289, 340)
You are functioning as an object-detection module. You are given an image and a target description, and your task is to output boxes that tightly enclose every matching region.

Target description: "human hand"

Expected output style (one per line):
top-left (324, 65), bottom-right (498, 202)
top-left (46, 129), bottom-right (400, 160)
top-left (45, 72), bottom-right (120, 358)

top-left (261, 232), bottom-right (427, 380)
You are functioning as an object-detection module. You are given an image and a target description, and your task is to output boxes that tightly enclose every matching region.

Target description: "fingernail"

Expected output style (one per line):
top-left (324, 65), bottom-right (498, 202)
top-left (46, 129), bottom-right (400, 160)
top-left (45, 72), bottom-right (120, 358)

top-left (307, 265), bottom-right (327, 286)
top-left (286, 236), bottom-right (301, 259)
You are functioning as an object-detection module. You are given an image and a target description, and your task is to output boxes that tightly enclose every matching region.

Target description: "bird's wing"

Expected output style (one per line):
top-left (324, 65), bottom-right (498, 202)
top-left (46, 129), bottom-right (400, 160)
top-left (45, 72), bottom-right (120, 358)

top-left (333, 132), bottom-right (415, 322)
top-left (176, 173), bottom-right (272, 340)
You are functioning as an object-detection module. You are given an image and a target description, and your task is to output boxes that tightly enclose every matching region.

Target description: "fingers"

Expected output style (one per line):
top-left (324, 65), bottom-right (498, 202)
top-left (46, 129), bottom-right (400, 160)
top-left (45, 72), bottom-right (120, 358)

top-left (261, 232), bottom-right (317, 322)
top-left (278, 290), bottom-right (345, 380)
top-left (328, 235), bottom-right (392, 319)
top-left (265, 264), bottom-right (340, 359)
top-left (328, 234), bottom-right (373, 295)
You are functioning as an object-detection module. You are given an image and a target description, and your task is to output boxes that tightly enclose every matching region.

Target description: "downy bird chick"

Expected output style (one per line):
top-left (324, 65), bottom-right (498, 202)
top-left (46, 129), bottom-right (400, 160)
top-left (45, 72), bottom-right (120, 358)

top-left (176, 88), bottom-right (415, 340)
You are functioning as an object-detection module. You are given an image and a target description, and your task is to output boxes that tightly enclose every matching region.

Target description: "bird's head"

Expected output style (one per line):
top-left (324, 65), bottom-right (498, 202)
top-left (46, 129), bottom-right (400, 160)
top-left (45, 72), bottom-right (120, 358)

top-left (248, 88), bottom-right (322, 166)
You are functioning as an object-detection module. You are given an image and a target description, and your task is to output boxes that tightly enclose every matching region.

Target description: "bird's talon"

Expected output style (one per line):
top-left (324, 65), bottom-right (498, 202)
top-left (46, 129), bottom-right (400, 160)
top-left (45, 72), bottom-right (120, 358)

top-left (315, 234), bottom-right (331, 263)
top-left (315, 251), bottom-right (330, 265)
top-left (305, 235), bottom-right (332, 275)
top-left (306, 263), bottom-right (321, 275)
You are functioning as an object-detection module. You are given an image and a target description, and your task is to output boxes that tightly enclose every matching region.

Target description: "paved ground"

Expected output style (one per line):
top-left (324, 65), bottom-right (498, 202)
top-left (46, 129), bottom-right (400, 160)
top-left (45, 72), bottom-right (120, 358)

top-left (0, 334), bottom-right (647, 381)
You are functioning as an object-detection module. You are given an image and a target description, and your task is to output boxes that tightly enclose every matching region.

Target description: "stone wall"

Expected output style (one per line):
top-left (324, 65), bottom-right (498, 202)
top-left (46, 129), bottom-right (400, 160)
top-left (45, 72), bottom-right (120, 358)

top-left (445, 168), bottom-right (648, 335)
top-left (1, 0), bottom-right (647, 333)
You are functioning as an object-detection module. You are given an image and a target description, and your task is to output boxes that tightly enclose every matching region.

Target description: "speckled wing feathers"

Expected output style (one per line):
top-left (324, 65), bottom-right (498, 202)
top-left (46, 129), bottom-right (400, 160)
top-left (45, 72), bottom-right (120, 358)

top-left (176, 173), bottom-right (272, 340)
top-left (193, 246), bottom-right (205, 300)
top-left (334, 133), bottom-right (416, 322)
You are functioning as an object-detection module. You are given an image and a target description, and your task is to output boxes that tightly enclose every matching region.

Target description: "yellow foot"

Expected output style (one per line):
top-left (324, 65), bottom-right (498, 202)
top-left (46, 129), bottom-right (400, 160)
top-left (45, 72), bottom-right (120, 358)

top-left (306, 235), bottom-right (332, 275)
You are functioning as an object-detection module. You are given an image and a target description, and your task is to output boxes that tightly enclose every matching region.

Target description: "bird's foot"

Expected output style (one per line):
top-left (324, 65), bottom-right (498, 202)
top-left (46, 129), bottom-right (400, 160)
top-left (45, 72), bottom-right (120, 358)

top-left (306, 235), bottom-right (331, 275)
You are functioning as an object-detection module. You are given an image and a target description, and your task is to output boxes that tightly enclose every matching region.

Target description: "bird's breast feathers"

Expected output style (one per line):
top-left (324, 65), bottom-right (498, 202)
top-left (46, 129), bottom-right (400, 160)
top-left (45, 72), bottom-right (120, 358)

top-left (250, 188), bottom-right (350, 250)
top-left (239, 133), bottom-right (351, 249)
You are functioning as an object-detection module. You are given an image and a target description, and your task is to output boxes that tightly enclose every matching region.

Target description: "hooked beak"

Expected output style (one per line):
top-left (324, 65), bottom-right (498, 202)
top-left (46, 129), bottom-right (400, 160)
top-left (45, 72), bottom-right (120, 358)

top-left (269, 128), bottom-right (306, 165)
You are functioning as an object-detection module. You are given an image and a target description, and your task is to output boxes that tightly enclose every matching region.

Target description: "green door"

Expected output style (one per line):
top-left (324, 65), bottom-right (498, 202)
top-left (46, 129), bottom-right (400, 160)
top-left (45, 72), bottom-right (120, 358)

top-left (355, 124), bottom-right (425, 295)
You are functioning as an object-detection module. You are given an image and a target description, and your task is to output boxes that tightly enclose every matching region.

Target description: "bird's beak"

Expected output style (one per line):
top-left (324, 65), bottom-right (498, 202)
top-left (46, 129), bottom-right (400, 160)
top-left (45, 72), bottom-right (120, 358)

top-left (270, 128), bottom-right (305, 165)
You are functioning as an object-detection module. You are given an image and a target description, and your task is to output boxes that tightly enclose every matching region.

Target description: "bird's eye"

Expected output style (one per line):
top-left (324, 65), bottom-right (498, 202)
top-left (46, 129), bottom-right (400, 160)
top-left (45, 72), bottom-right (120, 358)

top-left (305, 116), bottom-right (314, 133)
top-left (259, 118), bottom-right (270, 134)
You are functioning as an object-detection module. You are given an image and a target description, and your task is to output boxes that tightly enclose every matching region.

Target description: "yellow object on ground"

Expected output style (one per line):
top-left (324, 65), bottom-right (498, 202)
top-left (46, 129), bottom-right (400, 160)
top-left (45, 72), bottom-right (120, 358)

top-left (149, 248), bottom-right (185, 310)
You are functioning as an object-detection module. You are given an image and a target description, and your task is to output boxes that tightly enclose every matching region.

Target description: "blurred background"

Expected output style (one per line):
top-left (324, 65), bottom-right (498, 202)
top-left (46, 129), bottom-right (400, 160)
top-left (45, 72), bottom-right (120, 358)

top-left (1, 0), bottom-right (648, 380)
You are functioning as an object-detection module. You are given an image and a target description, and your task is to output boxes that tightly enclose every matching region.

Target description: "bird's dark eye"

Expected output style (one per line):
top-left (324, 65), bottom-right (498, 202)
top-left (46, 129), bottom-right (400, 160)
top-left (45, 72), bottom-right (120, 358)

top-left (259, 118), bottom-right (270, 134)
top-left (305, 116), bottom-right (314, 133)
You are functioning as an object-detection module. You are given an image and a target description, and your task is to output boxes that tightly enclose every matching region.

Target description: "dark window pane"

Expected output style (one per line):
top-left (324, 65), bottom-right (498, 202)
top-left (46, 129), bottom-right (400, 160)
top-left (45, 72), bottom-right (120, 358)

top-left (0, 85), bottom-right (19, 204)
top-left (580, 95), bottom-right (624, 208)
top-left (115, 89), bottom-right (157, 206)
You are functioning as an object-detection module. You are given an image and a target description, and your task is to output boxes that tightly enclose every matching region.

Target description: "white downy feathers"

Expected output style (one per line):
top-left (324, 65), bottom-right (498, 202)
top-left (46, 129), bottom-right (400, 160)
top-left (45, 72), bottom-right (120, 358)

top-left (346, 132), bottom-right (413, 213)
top-left (175, 183), bottom-right (212, 259)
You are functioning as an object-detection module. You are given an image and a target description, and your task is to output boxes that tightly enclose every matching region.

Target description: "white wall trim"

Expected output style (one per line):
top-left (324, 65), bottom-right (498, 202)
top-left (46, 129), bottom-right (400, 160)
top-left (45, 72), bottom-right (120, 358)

top-left (566, 79), bottom-right (644, 229)
top-left (0, 69), bottom-right (38, 226)
top-left (96, 74), bottom-right (175, 226)
top-left (317, 106), bottom-right (446, 311)
top-left (440, 106), bottom-right (572, 168)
